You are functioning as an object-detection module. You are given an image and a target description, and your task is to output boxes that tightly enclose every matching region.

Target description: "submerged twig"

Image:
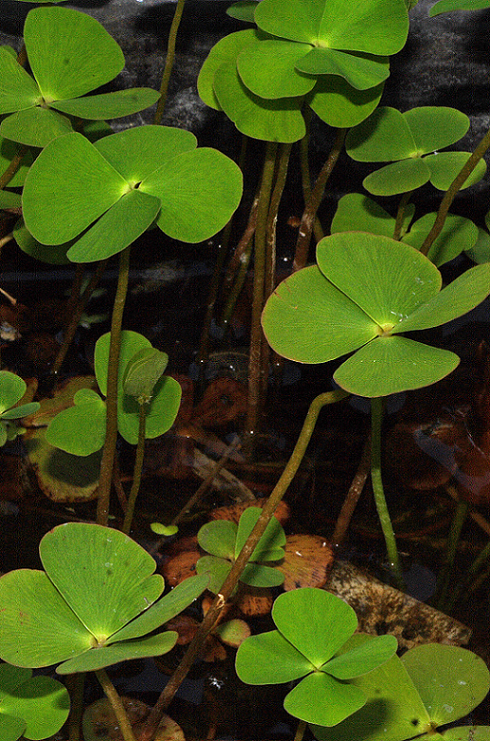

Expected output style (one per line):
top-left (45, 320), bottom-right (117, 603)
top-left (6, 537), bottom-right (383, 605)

top-left (331, 431), bottom-right (371, 548)
top-left (293, 128), bottom-right (347, 272)
top-left (139, 388), bottom-right (349, 741)
top-left (96, 247), bottom-right (131, 526)
top-left (153, 0), bottom-right (187, 124)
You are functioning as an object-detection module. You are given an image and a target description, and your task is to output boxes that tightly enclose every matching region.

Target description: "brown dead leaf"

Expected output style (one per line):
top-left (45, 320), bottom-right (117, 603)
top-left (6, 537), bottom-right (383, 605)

top-left (161, 548), bottom-right (200, 587)
top-left (209, 498), bottom-right (290, 525)
top-left (82, 697), bottom-right (184, 741)
top-left (192, 377), bottom-right (248, 428)
top-left (236, 586), bottom-right (273, 616)
top-left (277, 534), bottom-right (334, 591)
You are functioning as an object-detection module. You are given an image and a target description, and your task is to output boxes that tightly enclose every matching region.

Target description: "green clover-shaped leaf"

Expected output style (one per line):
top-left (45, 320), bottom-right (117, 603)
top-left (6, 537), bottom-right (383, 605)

top-left (46, 388), bottom-right (106, 456)
top-left (236, 589), bottom-right (397, 726)
top-left (22, 127), bottom-right (242, 259)
top-left (331, 193), bottom-right (478, 266)
top-left (0, 371), bottom-right (40, 447)
top-left (0, 7), bottom-right (159, 146)
top-left (0, 523), bottom-right (208, 673)
top-left (312, 641), bottom-right (490, 741)
top-left (198, 23), bottom-right (386, 139)
top-left (198, 30), bottom-right (307, 143)
top-left (249, 0), bottom-right (408, 94)
top-left (345, 107), bottom-right (484, 195)
top-left (262, 232), bottom-right (490, 397)
top-left (0, 664), bottom-right (70, 741)
top-left (196, 507), bottom-right (286, 593)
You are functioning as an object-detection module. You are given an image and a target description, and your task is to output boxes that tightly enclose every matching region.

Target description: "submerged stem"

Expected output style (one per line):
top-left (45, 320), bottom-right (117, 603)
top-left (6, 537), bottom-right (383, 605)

top-left (370, 397), bottom-right (405, 589)
top-left (139, 388), bottom-right (349, 741)
top-left (122, 402), bottom-right (147, 535)
top-left (245, 141), bottom-right (278, 443)
top-left (435, 498), bottom-right (468, 610)
top-left (95, 669), bottom-right (137, 741)
top-left (420, 125), bottom-right (490, 256)
top-left (293, 128), bottom-right (346, 272)
top-left (96, 246), bottom-right (131, 526)
top-left (153, 0), bottom-right (186, 124)
top-left (52, 260), bottom-right (108, 377)
top-left (0, 145), bottom-right (28, 190)
top-left (392, 190), bottom-right (413, 241)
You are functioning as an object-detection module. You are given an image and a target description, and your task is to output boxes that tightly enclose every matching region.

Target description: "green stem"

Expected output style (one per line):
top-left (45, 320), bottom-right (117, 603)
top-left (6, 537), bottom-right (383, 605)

top-left (122, 401), bottom-right (147, 535)
top-left (96, 246), bottom-right (131, 526)
top-left (0, 234), bottom-right (13, 251)
top-left (370, 397), bottom-right (405, 589)
top-left (139, 388), bottom-right (349, 741)
top-left (293, 128), bottom-right (346, 272)
top-left (0, 145), bottom-right (28, 190)
top-left (420, 126), bottom-right (490, 256)
top-left (153, 0), bottom-right (186, 124)
top-left (245, 141), bottom-right (278, 443)
top-left (392, 191), bottom-right (413, 241)
top-left (293, 720), bottom-right (307, 741)
top-left (435, 499), bottom-right (468, 610)
top-left (95, 669), bottom-right (138, 741)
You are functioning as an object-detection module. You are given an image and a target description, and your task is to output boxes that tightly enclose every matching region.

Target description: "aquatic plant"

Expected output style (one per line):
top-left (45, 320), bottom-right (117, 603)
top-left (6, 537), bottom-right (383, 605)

top-left (236, 587), bottom-right (398, 727)
top-left (196, 505), bottom-right (286, 593)
top-left (0, 370), bottom-right (39, 446)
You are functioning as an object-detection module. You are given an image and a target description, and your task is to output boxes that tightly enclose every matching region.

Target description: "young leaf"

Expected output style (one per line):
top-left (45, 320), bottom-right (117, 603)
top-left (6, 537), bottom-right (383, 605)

top-left (123, 348), bottom-right (169, 400)
top-left (46, 389), bottom-right (106, 456)
top-left (234, 506), bottom-right (286, 560)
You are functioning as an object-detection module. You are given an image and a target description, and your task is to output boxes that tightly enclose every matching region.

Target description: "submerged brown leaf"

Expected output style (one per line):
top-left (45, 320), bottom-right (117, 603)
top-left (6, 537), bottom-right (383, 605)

top-left (277, 534), bottom-right (335, 591)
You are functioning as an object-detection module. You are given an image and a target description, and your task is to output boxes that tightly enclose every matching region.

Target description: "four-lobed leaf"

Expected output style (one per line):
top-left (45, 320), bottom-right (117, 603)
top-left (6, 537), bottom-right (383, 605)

top-left (262, 232), bottom-right (490, 397)
top-left (22, 126), bottom-right (243, 259)
top-left (0, 7), bottom-right (159, 147)
top-left (196, 507), bottom-right (286, 593)
top-left (0, 523), bottom-right (208, 673)
top-left (312, 641), bottom-right (490, 741)
top-left (236, 588), bottom-right (397, 727)
top-left (346, 106), bottom-right (486, 195)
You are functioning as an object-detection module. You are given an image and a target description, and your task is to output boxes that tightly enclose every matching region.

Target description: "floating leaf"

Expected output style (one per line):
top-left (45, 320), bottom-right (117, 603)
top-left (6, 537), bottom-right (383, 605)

top-left (226, 1), bottom-right (259, 22)
top-left (401, 644), bottom-right (490, 727)
top-left (0, 524), bottom-right (207, 674)
top-left (236, 589), bottom-right (397, 727)
top-left (262, 232), bottom-right (490, 397)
